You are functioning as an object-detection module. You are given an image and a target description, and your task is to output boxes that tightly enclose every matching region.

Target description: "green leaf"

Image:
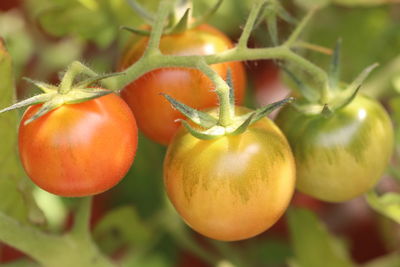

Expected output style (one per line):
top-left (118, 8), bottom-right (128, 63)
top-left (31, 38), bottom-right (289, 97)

top-left (162, 93), bottom-right (218, 128)
top-left (363, 253), bottom-right (400, 267)
top-left (287, 208), bottom-right (355, 267)
top-left (25, 0), bottom-right (158, 47)
top-left (366, 191), bottom-right (400, 224)
top-left (93, 206), bottom-right (153, 253)
top-left (0, 41), bottom-right (44, 224)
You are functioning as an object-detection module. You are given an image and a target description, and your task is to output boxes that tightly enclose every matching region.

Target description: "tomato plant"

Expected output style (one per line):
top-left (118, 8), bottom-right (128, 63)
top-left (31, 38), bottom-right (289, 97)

top-left (19, 93), bottom-right (138, 197)
top-left (276, 95), bottom-right (393, 202)
top-left (119, 24), bottom-right (246, 145)
top-left (163, 101), bottom-right (295, 241)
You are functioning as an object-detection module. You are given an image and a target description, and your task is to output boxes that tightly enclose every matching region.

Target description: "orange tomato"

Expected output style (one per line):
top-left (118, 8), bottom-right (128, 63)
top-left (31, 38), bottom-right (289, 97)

top-left (119, 24), bottom-right (246, 145)
top-left (18, 93), bottom-right (138, 197)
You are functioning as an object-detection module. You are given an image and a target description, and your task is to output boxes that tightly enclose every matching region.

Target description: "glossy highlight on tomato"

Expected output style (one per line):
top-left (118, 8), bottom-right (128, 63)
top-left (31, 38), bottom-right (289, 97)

top-left (18, 93), bottom-right (138, 197)
top-left (119, 24), bottom-right (246, 145)
top-left (164, 107), bottom-right (295, 241)
top-left (275, 95), bottom-right (394, 202)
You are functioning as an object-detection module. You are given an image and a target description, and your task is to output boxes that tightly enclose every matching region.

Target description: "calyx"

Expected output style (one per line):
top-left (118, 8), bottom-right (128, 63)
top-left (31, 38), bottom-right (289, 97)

top-left (0, 61), bottom-right (121, 125)
top-left (163, 72), bottom-right (293, 140)
top-left (286, 40), bottom-right (378, 116)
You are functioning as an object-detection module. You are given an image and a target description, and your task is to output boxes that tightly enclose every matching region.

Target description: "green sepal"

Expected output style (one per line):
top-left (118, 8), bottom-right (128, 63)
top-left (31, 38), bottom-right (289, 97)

top-left (330, 63), bottom-right (378, 111)
top-left (62, 88), bottom-right (113, 104)
top-left (291, 99), bottom-right (324, 115)
top-left (321, 104), bottom-right (333, 117)
top-left (22, 89), bottom-right (113, 125)
top-left (190, 0), bottom-right (224, 29)
top-left (328, 39), bottom-right (342, 90)
top-left (24, 96), bottom-right (64, 125)
top-left (162, 93), bottom-right (218, 128)
top-left (228, 113), bottom-right (255, 136)
top-left (167, 8), bottom-right (191, 35)
top-left (282, 67), bottom-right (319, 103)
top-left (23, 78), bottom-right (58, 93)
top-left (0, 93), bottom-right (56, 114)
top-left (120, 26), bottom-right (151, 36)
top-left (252, 97), bottom-right (295, 122)
top-left (180, 120), bottom-right (222, 140)
top-left (366, 190), bottom-right (400, 224)
top-left (75, 72), bottom-right (125, 89)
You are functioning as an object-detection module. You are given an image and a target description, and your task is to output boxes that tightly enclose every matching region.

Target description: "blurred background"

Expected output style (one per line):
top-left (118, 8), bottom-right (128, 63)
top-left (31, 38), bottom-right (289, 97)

top-left (0, 0), bottom-right (399, 266)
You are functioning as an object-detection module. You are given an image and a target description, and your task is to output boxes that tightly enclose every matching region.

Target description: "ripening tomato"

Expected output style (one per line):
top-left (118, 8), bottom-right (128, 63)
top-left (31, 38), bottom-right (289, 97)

top-left (18, 93), bottom-right (138, 197)
top-left (275, 95), bottom-right (394, 202)
top-left (118, 24), bottom-right (246, 145)
top-left (164, 107), bottom-right (295, 241)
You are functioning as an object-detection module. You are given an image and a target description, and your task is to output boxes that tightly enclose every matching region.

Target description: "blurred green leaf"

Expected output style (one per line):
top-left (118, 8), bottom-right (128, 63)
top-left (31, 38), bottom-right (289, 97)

top-left (0, 11), bottom-right (34, 78)
top-left (304, 6), bottom-right (400, 94)
top-left (0, 41), bottom-right (44, 224)
top-left (363, 253), bottom-right (400, 267)
top-left (93, 206), bottom-right (153, 254)
top-left (110, 133), bottom-right (166, 218)
top-left (366, 191), bottom-right (400, 224)
top-left (287, 207), bottom-right (355, 267)
top-left (332, 0), bottom-right (399, 7)
top-left (0, 259), bottom-right (40, 267)
top-left (122, 252), bottom-right (172, 267)
top-left (24, 0), bottom-right (158, 48)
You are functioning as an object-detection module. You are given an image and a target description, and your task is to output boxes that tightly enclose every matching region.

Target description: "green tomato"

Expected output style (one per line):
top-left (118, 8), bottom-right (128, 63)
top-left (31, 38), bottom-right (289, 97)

top-left (275, 95), bottom-right (394, 202)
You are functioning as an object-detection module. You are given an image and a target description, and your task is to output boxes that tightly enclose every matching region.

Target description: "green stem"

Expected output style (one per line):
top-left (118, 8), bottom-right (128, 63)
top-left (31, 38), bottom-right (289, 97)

top-left (197, 60), bottom-right (234, 127)
top-left (59, 61), bottom-right (98, 94)
top-left (70, 197), bottom-right (92, 239)
top-left (0, 199), bottom-right (114, 267)
top-left (237, 0), bottom-right (267, 49)
top-left (0, 212), bottom-right (63, 266)
top-left (107, 46), bottom-right (328, 93)
top-left (284, 7), bottom-right (318, 48)
top-left (143, 0), bottom-right (173, 56)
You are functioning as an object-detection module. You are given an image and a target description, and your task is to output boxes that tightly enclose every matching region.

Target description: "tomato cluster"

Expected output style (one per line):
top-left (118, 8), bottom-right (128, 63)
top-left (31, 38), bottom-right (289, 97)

top-left (7, 15), bottom-right (394, 243)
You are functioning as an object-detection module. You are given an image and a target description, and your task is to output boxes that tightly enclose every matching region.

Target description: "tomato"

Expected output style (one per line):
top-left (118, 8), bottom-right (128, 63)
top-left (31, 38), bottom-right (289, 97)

top-left (275, 95), bottom-right (394, 202)
top-left (164, 107), bottom-right (295, 241)
top-left (119, 24), bottom-right (246, 145)
top-left (18, 93), bottom-right (138, 197)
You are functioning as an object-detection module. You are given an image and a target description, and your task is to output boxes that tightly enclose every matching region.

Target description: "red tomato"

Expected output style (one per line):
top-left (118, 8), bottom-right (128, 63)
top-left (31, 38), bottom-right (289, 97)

top-left (119, 24), bottom-right (246, 145)
top-left (18, 93), bottom-right (138, 197)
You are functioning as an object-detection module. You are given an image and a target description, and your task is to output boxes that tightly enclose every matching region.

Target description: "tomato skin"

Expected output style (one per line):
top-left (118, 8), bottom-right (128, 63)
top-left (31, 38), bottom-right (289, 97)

top-left (275, 95), bottom-right (394, 202)
top-left (18, 93), bottom-right (138, 197)
top-left (119, 24), bottom-right (246, 145)
top-left (164, 107), bottom-right (295, 241)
